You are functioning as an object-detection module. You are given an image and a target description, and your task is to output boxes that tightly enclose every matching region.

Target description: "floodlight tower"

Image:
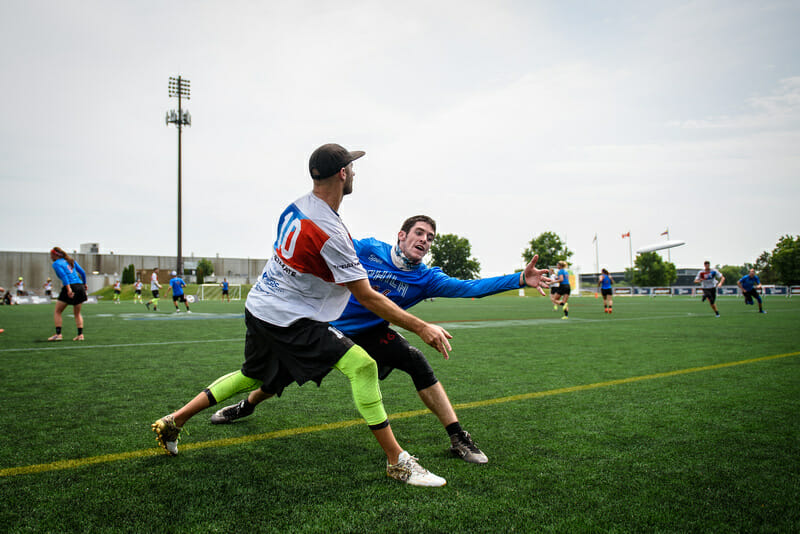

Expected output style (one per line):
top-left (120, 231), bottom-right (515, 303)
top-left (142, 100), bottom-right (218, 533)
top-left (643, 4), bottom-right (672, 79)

top-left (166, 76), bottom-right (191, 276)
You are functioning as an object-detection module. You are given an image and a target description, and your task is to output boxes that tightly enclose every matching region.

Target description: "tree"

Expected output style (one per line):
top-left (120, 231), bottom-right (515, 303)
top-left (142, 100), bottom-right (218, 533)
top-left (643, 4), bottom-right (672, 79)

top-left (771, 234), bottom-right (800, 285)
top-left (196, 258), bottom-right (215, 284)
top-left (430, 233), bottom-right (481, 279)
top-left (719, 265), bottom-right (746, 286)
top-left (522, 231), bottom-right (573, 269)
top-left (630, 252), bottom-right (677, 286)
top-left (753, 251), bottom-right (776, 283)
top-left (121, 264), bottom-right (136, 284)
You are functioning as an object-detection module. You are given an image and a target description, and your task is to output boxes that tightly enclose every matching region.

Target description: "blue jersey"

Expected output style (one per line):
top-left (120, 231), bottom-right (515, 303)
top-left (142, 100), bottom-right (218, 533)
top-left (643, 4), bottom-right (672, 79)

top-left (600, 274), bottom-right (613, 289)
top-left (222, 281), bottom-right (229, 290)
top-left (331, 238), bottom-right (521, 336)
top-left (558, 269), bottom-right (570, 286)
top-left (739, 274), bottom-right (760, 292)
top-left (169, 277), bottom-right (186, 296)
top-left (52, 258), bottom-right (86, 286)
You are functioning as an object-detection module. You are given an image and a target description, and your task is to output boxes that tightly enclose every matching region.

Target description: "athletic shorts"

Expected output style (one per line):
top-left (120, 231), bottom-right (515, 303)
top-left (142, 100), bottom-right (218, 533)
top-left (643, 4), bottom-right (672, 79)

top-left (172, 294), bottom-right (186, 303)
top-left (557, 284), bottom-right (571, 296)
top-left (601, 288), bottom-right (613, 297)
top-left (702, 288), bottom-right (717, 304)
top-left (151, 290), bottom-right (159, 299)
top-left (135, 290), bottom-right (141, 295)
top-left (57, 283), bottom-right (88, 306)
top-left (222, 289), bottom-right (229, 295)
top-left (242, 309), bottom-right (354, 397)
top-left (114, 290), bottom-right (121, 295)
top-left (743, 289), bottom-right (760, 302)
top-left (349, 324), bottom-right (438, 391)
top-left (550, 286), bottom-right (558, 295)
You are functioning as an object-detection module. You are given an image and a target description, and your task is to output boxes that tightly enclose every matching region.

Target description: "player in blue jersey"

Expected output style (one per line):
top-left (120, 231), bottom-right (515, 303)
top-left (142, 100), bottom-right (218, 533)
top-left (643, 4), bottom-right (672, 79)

top-left (737, 268), bottom-right (765, 313)
top-left (597, 268), bottom-right (614, 313)
top-left (48, 246), bottom-right (88, 341)
top-left (220, 278), bottom-right (230, 303)
top-left (211, 214), bottom-right (554, 464)
top-left (694, 261), bottom-right (725, 317)
top-left (554, 261), bottom-right (571, 319)
top-left (165, 271), bottom-right (192, 313)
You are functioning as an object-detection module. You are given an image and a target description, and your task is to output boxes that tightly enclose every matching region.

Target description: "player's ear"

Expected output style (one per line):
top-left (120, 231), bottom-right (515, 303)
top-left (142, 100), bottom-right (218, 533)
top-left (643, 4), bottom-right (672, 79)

top-left (397, 230), bottom-right (407, 244)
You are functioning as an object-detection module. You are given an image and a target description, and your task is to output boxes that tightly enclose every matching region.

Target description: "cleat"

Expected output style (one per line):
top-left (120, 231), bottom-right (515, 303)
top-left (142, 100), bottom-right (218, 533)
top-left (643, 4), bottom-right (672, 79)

top-left (73, 334), bottom-right (84, 341)
top-left (151, 415), bottom-right (181, 455)
top-left (759, 310), bottom-right (767, 314)
top-left (387, 451), bottom-right (446, 487)
top-left (449, 431), bottom-right (488, 464)
top-left (175, 309), bottom-right (180, 313)
top-left (48, 334), bottom-right (63, 341)
top-left (145, 302), bottom-right (151, 310)
top-left (561, 316), bottom-right (569, 320)
top-left (211, 399), bottom-right (254, 424)
top-left (186, 310), bottom-right (192, 314)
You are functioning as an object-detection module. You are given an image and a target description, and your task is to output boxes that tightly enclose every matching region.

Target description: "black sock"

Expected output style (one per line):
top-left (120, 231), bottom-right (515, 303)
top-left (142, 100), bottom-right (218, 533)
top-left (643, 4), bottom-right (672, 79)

top-left (77, 328), bottom-right (83, 335)
top-left (56, 326), bottom-right (62, 335)
top-left (445, 422), bottom-right (463, 437)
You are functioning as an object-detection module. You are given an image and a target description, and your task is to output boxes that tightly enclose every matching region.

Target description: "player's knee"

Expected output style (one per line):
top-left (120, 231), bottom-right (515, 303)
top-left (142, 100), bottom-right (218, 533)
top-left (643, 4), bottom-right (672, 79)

top-left (336, 345), bottom-right (386, 426)
top-left (404, 346), bottom-right (438, 391)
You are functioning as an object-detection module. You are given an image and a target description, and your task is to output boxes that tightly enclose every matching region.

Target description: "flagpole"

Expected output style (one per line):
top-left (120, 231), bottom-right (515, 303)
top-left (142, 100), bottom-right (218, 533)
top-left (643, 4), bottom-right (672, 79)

top-left (628, 233), bottom-right (633, 272)
top-left (666, 227), bottom-right (671, 263)
top-left (594, 234), bottom-right (599, 275)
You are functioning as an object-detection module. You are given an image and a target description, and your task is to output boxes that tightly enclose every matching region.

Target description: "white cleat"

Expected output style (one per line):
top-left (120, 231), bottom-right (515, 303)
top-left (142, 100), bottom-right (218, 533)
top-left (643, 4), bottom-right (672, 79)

top-left (387, 451), bottom-right (446, 487)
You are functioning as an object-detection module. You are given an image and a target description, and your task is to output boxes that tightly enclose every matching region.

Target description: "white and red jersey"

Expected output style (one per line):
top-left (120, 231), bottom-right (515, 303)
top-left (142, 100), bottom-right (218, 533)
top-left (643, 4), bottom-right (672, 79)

top-left (113, 281), bottom-right (121, 291)
top-left (134, 281), bottom-right (143, 291)
top-left (246, 192), bottom-right (367, 326)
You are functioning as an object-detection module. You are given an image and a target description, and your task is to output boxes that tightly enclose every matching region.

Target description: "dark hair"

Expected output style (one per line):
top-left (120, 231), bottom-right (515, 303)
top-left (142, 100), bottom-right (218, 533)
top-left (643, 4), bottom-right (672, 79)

top-left (601, 268), bottom-right (609, 275)
top-left (704, 260), bottom-right (710, 266)
top-left (400, 215), bottom-right (436, 235)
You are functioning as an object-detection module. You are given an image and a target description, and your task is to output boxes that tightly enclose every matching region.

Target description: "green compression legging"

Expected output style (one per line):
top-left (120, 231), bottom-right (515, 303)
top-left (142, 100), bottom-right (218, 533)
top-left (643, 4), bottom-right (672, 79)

top-left (206, 370), bottom-right (261, 405)
top-left (334, 345), bottom-right (388, 428)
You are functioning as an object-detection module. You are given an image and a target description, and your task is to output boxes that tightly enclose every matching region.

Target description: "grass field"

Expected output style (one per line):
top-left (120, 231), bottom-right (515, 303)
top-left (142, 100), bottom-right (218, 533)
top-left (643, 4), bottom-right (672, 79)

top-left (1, 293), bottom-right (798, 533)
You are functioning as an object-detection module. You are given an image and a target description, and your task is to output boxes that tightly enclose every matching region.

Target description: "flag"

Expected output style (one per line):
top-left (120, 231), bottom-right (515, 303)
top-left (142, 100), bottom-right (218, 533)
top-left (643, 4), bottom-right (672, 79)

top-left (592, 234), bottom-right (597, 244)
top-left (660, 229), bottom-right (668, 236)
top-left (621, 232), bottom-right (630, 238)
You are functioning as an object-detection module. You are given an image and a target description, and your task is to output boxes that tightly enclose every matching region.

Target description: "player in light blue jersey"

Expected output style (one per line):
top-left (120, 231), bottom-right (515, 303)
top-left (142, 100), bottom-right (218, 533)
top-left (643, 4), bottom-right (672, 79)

top-left (211, 215), bottom-right (553, 464)
top-left (48, 246), bottom-right (88, 341)
top-left (165, 271), bottom-right (192, 313)
top-left (738, 268), bottom-right (765, 313)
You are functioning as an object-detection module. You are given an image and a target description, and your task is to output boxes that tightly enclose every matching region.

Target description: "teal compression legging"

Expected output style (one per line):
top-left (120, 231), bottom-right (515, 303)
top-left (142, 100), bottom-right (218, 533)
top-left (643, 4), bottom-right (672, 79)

top-left (334, 345), bottom-right (388, 428)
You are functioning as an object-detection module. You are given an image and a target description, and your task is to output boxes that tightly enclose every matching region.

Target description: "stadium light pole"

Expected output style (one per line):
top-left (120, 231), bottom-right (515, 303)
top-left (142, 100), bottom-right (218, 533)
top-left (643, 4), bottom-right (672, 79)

top-left (166, 76), bottom-right (191, 277)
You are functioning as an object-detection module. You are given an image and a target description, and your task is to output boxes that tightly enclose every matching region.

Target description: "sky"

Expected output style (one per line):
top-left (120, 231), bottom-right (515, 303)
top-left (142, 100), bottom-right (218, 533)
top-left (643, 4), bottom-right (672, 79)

top-left (2, 1), bottom-right (799, 276)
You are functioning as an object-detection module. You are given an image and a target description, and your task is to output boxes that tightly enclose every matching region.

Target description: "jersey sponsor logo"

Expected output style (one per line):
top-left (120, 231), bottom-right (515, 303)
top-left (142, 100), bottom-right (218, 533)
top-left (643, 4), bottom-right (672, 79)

top-left (334, 261), bottom-right (361, 270)
top-left (367, 254), bottom-right (383, 265)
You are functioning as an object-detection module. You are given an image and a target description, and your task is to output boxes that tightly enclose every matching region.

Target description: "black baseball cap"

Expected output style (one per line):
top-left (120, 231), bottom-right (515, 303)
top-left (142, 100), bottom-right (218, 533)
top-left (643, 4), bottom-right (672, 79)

top-left (309, 143), bottom-right (365, 179)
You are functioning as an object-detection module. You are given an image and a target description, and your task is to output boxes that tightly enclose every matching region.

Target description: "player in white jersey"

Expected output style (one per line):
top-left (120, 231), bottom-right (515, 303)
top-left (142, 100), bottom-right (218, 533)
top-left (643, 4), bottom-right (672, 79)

top-left (152, 144), bottom-right (452, 487)
top-left (145, 269), bottom-right (161, 311)
top-left (694, 260), bottom-right (725, 317)
top-left (133, 279), bottom-right (143, 304)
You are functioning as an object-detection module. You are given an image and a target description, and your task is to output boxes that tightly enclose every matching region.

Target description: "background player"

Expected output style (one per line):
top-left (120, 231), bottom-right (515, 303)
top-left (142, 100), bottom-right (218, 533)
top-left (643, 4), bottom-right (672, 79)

top-left (738, 268), bottom-right (766, 314)
top-left (145, 268), bottom-right (161, 311)
top-left (694, 261), bottom-right (725, 317)
top-left (598, 268), bottom-right (614, 313)
top-left (165, 270), bottom-right (191, 313)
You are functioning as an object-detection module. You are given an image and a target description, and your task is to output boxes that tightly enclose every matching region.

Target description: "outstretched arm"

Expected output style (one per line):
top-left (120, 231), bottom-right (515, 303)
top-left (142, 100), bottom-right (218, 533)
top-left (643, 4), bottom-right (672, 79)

top-left (347, 278), bottom-right (453, 359)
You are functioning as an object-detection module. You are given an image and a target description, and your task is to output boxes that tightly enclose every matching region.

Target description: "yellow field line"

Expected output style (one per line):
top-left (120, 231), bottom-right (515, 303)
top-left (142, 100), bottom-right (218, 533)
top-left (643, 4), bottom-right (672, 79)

top-left (2, 350), bottom-right (798, 478)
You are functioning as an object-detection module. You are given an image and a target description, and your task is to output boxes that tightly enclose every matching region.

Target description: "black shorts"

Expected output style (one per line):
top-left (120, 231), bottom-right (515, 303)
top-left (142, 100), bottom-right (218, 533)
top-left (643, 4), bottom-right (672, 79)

top-left (45, 290), bottom-right (52, 297)
top-left (58, 284), bottom-right (88, 306)
top-left (550, 286), bottom-right (558, 295)
top-left (151, 290), bottom-right (159, 299)
top-left (135, 289), bottom-right (141, 295)
top-left (557, 285), bottom-right (571, 296)
top-left (242, 309), bottom-right (354, 397)
top-left (172, 294), bottom-right (186, 303)
top-left (114, 290), bottom-right (121, 295)
top-left (349, 324), bottom-right (438, 391)
top-left (702, 288), bottom-right (717, 304)
top-left (601, 288), bottom-right (613, 297)
top-left (743, 289), bottom-right (761, 302)
top-left (222, 289), bottom-right (229, 295)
